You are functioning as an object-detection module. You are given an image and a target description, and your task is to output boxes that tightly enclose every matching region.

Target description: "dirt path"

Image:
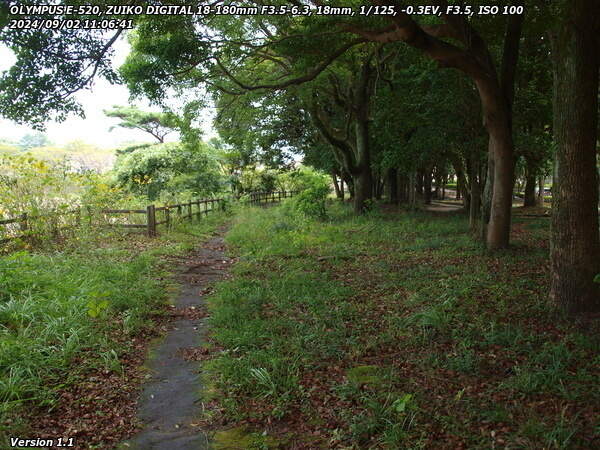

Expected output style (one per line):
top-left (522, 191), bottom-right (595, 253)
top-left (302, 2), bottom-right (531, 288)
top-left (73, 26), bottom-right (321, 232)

top-left (122, 232), bottom-right (230, 449)
top-left (425, 200), bottom-right (464, 213)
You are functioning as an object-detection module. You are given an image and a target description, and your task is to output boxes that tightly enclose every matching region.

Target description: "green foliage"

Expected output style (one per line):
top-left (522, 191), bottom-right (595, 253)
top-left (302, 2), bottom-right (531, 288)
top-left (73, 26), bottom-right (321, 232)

top-left (276, 166), bottom-right (329, 192)
top-left (0, 154), bottom-right (123, 229)
top-left (112, 141), bottom-right (224, 201)
top-left (290, 184), bottom-right (330, 220)
top-left (104, 105), bottom-right (178, 143)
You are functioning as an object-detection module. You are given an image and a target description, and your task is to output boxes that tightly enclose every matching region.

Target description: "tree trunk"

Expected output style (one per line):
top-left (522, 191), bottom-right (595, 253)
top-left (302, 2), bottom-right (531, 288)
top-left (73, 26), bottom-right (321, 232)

top-left (332, 171), bottom-right (343, 199)
top-left (423, 169), bottom-right (433, 205)
top-left (374, 173), bottom-right (384, 200)
top-left (549, 0), bottom-right (600, 314)
top-left (477, 15), bottom-right (523, 250)
top-left (523, 169), bottom-right (537, 207)
top-left (353, 111), bottom-right (372, 213)
top-left (416, 169), bottom-right (424, 197)
top-left (408, 171), bottom-right (417, 208)
top-left (480, 150), bottom-right (494, 241)
top-left (537, 176), bottom-right (544, 206)
top-left (398, 173), bottom-right (408, 203)
top-left (340, 177), bottom-right (345, 200)
top-left (485, 129), bottom-right (515, 250)
top-left (344, 173), bottom-right (354, 199)
top-left (386, 168), bottom-right (399, 205)
top-left (469, 153), bottom-right (481, 232)
top-left (353, 169), bottom-right (372, 213)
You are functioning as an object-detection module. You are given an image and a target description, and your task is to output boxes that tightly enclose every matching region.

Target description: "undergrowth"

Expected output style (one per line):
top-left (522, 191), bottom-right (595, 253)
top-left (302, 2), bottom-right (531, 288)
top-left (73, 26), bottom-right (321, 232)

top-left (204, 202), bottom-right (599, 449)
top-left (0, 211), bottom-right (229, 445)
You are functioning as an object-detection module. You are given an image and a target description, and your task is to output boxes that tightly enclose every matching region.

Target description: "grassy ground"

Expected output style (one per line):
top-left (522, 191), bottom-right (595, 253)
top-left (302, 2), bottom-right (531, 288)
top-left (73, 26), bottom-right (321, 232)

top-left (203, 201), bottom-right (599, 449)
top-left (0, 212), bottom-right (229, 447)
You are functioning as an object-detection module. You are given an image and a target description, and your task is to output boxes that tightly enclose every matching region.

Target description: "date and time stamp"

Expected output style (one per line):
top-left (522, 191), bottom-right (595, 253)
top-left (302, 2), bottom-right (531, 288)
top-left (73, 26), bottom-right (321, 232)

top-left (7, 3), bottom-right (524, 30)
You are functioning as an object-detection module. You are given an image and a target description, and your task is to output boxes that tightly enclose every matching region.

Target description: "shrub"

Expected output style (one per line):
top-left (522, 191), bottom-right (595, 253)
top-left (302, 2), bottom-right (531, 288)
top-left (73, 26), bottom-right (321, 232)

top-left (291, 184), bottom-right (330, 220)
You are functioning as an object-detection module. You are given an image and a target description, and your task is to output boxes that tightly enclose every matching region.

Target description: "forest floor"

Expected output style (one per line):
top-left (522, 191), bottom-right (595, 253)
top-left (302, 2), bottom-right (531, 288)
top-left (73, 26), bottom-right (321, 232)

top-left (198, 201), bottom-right (599, 449)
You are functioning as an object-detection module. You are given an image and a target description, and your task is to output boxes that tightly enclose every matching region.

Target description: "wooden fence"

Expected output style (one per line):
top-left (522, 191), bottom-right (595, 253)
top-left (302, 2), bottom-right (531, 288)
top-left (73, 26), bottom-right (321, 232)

top-left (0, 190), bottom-right (296, 244)
top-left (246, 190), bottom-right (296, 206)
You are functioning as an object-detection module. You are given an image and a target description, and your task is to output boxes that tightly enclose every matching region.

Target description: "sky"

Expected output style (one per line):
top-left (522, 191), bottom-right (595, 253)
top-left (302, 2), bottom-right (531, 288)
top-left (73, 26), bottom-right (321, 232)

top-left (0, 35), bottom-right (215, 149)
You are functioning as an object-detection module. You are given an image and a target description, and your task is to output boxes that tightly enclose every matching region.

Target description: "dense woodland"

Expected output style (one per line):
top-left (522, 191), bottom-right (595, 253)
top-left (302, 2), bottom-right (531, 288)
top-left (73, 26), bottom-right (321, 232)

top-left (1, 1), bottom-right (600, 448)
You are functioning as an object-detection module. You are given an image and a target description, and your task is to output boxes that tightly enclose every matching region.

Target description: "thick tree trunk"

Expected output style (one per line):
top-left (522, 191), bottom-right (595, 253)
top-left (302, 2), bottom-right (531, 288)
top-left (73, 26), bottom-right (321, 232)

top-left (485, 129), bottom-right (515, 250)
top-left (550, 0), bottom-right (600, 314)
top-left (340, 177), bottom-right (345, 200)
top-left (353, 169), bottom-right (372, 214)
top-left (523, 170), bottom-right (537, 207)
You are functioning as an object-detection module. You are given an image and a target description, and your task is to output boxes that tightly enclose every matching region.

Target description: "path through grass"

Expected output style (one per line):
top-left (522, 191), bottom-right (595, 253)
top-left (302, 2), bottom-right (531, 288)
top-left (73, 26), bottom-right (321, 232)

top-left (0, 212), bottom-right (229, 447)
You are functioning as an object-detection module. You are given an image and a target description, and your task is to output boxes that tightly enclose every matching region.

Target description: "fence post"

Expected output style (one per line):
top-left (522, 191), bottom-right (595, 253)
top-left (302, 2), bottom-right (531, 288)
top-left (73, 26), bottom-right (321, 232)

top-left (165, 207), bottom-right (171, 230)
top-left (188, 202), bottom-right (193, 222)
top-left (146, 205), bottom-right (157, 237)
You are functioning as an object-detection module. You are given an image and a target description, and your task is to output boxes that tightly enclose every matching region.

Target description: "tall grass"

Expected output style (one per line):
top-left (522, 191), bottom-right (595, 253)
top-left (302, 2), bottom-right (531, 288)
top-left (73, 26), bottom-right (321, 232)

top-left (0, 210), bottom-right (230, 442)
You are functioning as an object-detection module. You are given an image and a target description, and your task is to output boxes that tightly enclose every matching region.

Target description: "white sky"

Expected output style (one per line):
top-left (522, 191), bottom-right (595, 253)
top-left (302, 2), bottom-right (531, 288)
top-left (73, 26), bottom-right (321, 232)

top-left (0, 35), bottom-right (215, 149)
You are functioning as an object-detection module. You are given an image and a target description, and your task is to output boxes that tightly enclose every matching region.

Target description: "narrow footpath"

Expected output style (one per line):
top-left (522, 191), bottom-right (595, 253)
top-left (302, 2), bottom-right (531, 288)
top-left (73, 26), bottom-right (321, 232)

top-left (123, 231), bottom-right (231, 450)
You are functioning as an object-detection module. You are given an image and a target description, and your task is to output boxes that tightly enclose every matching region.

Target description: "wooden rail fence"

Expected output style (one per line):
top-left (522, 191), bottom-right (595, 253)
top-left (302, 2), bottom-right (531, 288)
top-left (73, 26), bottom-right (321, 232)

top-left (245, 190), bottom-right (296, 206)
top-left (0, 190), bottom-right (296, 244)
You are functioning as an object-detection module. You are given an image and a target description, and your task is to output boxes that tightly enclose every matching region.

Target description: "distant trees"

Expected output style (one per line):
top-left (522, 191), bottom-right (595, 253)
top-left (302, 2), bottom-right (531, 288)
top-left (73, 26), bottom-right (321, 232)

top-left (112, 141), bottom-right (223, 201)
top-left (18, 132), bottom-right (50, 150)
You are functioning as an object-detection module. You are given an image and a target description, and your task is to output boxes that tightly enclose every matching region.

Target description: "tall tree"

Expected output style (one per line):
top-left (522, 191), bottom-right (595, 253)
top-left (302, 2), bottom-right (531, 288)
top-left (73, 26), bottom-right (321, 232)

top-left (348, 5), bottom-right (523, 249)
top-left (549, 0), bottom-right (600, 314)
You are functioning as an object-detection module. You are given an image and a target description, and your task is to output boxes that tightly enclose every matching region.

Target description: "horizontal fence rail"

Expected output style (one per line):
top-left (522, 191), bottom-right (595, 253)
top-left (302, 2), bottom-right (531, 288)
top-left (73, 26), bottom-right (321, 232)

top-left (245, 190), bottom-right (297, 206)
top-left (0, 190), bottom-right (296, 245)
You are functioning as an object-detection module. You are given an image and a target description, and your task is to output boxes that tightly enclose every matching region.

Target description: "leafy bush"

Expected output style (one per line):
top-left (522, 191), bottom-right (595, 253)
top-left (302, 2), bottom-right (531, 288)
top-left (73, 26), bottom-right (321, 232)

top-left (290, 184), bottom-right (330, 220)
top-left (276, 166), bottom-right (329, 193)
top-left (0, 154), bottom-right (127, 246)
top-left (112, 141), bottom-right (224, 200)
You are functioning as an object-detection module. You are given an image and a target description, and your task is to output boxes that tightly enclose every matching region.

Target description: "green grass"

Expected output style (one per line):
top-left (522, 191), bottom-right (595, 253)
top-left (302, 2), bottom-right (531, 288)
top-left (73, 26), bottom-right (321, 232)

top-left (0, 211), bottom-right (229, 444)
top-left (204, 201), bottom-right (599, 448)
